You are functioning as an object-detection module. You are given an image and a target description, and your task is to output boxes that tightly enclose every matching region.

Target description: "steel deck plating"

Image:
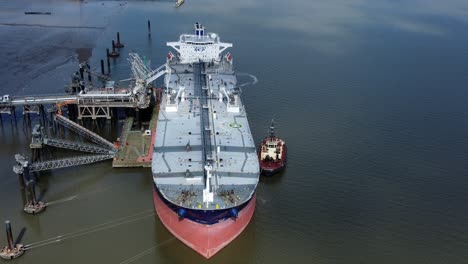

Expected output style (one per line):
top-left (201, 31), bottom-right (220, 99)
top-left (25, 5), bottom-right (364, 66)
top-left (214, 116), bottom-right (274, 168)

top-left (152, 24), bottom-right (259, 211)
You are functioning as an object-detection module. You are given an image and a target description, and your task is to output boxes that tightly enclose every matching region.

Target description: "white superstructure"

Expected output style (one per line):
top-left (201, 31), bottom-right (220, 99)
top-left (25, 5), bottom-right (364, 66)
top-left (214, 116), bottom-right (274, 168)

top-left (167, 23), bottom-right (232, 64)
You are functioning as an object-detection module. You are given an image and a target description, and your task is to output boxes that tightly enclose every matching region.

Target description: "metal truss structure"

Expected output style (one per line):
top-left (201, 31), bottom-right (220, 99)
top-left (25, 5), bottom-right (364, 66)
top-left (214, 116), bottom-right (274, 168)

top-left (77, 105), bottom-right (111, 120)
top-left (22, 105), bottom-right (41, 115)
top-left (54, 114), bottom-right (116, 150)
top-left (14, 154), bottom-right (114, 173)
top-left (43, 138), bottom-right (116, 155)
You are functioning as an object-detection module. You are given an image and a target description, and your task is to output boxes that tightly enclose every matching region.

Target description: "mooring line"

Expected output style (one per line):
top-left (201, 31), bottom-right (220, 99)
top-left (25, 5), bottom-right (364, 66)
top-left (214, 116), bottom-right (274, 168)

top-left (26, 213), bottom-right (155, 250)
top-left (25, 208), bottom-right (154, 245)
top-left (25, 212), bottom-right (155, 250)
top-left (24, 208), bottom-right (155, 249)
top-left (118, 237), bottom-right (176, 264)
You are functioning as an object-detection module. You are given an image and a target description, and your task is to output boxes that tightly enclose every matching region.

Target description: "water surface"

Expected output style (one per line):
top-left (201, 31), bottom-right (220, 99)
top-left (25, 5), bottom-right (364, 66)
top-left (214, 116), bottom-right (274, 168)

top-left (1, 0), bottom-right (468, 263)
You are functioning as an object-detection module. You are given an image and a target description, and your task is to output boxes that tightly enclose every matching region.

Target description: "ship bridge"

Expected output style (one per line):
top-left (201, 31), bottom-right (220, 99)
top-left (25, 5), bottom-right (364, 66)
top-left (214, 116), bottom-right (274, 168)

top-left (167, 23), bottom-right (232, 63)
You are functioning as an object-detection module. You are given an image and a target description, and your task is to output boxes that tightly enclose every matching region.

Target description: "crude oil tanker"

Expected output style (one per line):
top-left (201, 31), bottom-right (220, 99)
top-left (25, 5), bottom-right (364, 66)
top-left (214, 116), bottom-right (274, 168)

top-left (152, 23), bottom-right (259, 258)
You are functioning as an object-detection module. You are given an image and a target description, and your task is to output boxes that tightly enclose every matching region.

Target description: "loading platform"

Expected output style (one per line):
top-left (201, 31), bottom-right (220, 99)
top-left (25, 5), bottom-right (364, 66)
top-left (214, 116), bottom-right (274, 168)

top-left (112, 105), bottom-right (159, 167)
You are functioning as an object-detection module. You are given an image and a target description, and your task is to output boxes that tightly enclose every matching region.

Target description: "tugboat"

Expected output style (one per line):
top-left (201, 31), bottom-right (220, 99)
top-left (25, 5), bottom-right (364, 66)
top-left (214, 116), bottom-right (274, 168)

top-left (259, 120), bottom-right (287, 176)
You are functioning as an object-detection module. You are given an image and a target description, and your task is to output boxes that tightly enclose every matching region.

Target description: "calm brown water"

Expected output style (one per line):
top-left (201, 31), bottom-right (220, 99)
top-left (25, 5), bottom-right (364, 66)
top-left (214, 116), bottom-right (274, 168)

top-left (1, 1), bottom-right (468, 263)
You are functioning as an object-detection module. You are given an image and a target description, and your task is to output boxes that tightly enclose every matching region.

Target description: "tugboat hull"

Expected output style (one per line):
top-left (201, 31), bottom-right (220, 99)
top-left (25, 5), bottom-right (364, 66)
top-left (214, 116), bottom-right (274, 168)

top-left (260, 164), bottom-right (285, 176)
top-left (259, 144), bottom-right (287, 176)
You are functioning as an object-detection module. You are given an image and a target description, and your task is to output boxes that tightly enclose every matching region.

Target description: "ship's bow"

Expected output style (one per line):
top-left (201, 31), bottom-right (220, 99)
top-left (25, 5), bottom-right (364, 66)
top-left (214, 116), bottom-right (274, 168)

top-left (153, 188), bottom-right (256, 258)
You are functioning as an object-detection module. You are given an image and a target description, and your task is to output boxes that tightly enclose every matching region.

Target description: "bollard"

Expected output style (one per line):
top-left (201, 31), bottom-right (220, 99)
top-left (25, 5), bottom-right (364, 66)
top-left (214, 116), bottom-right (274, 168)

top-left (106, 48), bottom-right (110, 58)
top-left (101, 59), bottom-right (105, 75)
top-left (115, 32), bottom-right (124, 48)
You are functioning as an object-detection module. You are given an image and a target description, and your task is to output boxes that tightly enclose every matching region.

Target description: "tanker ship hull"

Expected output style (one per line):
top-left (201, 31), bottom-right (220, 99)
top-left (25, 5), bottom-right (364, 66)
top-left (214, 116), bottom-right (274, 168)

top-left (151, 24), bottom-right (259, 258)
top-left (153, 187), bottom-right (256, 258)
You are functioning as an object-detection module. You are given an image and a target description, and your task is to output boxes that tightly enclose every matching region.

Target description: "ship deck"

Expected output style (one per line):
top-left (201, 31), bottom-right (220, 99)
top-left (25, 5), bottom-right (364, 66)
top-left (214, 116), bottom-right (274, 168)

top-left (152, 59), bottom-right (258, 210)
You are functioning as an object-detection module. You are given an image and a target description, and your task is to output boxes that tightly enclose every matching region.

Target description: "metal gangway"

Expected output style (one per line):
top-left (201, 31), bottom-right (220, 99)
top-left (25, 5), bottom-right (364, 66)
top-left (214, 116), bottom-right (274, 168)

top-left (12, 150), bottom-right (115, 216)
top-left (14, 114), bottom-right (118, 181)
top-left (14, 154), bottom-right (115, 174)
top-left (43, 138), bottom-right (115, 155)
top-left (13, 151), bottom-right (114, 214)
top-left (54, 114), bottom-right (117, 150)
top-left (2, 94), bottom-right (78, 106)
top-left (0, 94), bottom-right (77, 115)
top-left (12, 114), bottom-right (117, 215)
top-left (30, 124), bottom-right (115, 155)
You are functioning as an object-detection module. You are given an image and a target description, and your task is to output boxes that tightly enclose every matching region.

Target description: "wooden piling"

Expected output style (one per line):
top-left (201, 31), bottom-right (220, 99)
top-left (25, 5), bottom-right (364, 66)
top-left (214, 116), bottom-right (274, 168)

top-left (107, 55), bottom-right (111, 74)
top-left (115, 32), bottom-right (124, 48)
top-left (148, 19), bottom-right (151, 37)
top-left (5, 221), bottom-right (13, 250)
top-left (101, 59), bottom-right (105, 75)
top-left (109, 41), bottom-right (120, 57)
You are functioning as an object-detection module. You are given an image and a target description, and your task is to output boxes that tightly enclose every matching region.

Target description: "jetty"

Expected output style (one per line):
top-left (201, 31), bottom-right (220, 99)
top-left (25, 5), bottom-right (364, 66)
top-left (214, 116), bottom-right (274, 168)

top-left (6, 46), bottom-right (167, 223)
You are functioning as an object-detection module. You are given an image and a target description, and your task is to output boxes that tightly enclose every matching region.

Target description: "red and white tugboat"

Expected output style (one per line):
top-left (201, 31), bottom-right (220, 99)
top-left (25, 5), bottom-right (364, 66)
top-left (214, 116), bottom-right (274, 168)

top-left (259, 120), bottom-right (287, 176)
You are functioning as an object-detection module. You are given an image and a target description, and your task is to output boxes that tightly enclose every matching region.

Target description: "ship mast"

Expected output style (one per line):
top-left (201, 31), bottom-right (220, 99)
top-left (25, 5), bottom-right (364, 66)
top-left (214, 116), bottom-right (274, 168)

top-left (269, 119), bottom-right (276, 138)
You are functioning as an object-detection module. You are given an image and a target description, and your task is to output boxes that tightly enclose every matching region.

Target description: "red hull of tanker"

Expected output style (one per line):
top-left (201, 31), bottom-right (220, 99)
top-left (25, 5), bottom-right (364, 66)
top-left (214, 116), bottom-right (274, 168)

top-left (153, 188), bottom-right (256, 259)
